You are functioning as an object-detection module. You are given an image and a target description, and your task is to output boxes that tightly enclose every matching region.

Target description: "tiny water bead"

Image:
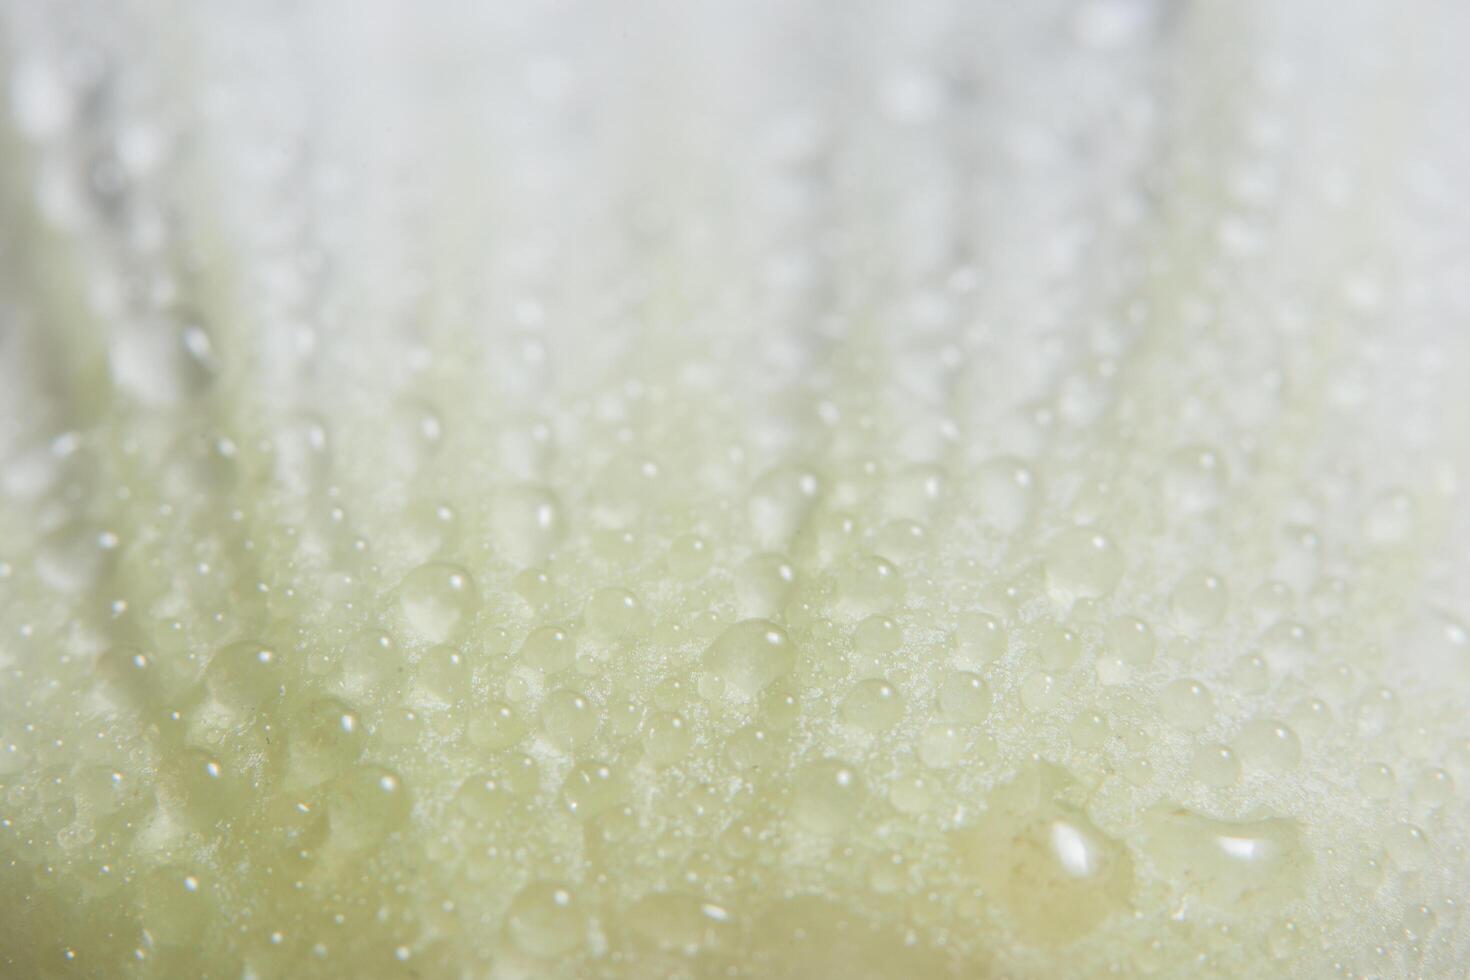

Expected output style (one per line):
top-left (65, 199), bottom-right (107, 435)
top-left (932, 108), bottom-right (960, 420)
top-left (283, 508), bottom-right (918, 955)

top-left (1260, 620), bottom-right (1315, 670)
top-left (415, 644), bottom-right (472, 703)
top-left (1385, 823), bottom-right (1432, 870)
top-left (507, 882), bottom-right (587, 958)
top-left (1401, 903), bottom-right (1437, 942)
top-left (1412, 768), bottom-right (1454, 808)
top-left (1033, 623), bottom-right (1082, 670)
top-left (952, 611), bottom-right (1008, 666)
top-left (519, 625), bottom-right (577, 672)
top-left (1359, 763), bottom-right (1397, 799)
top-left (541, 689), bottom-right (600, 749)
top-left (973, 456), bottom-right (1039, 534)
top-left (456, 772), bottom-right (514, 821)
top-left (853, 614), bottom-right (901, 658)
top-left (725, 724), bottom-right (776, 771)
top-left (204, 640), bottom-right (281, 712)
top-left (468, 701), bottom-right (527, 749)
top-left (1232, 653), bottom-right (1272, 693)
top-left (137, 867), bottom-right (214, 946)
top-left (1287, 696), bottom-right (1332, 736)
top-left (704, 619), bottom-right (796, 698)
top-left (290, 698), bottom-right (365, 783)
top-left (1019, 672), bottom-right (1060, 713)
top-left (624, 891), bottom-right (736, 953)
top-left (748, 466), bottom-right (822, 547)
top-left (562, 761), bottom-right (627, 818)
top-left (1363, 489), bottom-right (1418, 545)
top-left (1171, 569), bottom-right (1228, 631)
top-left (666, 534), bottom-right (712, 578)
top-left (333, 629), bottom-right (403, 698)
top-left (584, 587), bottom-right (641, 637)
top-left (937, 671), bottom-right (991, 723)
top-left (642, 711), bottom-right (693, 765)
top-left (792, 760), bottom-right (865, 833)
top-left (1044, 527), bottom-right (1124, 601)
top-left (1234, 720), bottom-right (1302, 771)
top-left (1160, 679), bottom-right (1214, 732)
top-left (1106, 615), bottom-right (1155, 664)
top-left (736, 552), bottom-right (797, 618)
top-left (1192, 743), bottom-right (1242, 787)
top-left (1165, 445), bottom-right (1229, 513)
top-left (758, 680), bottom-right (802, 733)
top-left (328, 766), bottom-right (411, 850)
top-left (835, 554), bottom-right (904, 616)
top-left (398, 563), bottom-right (479, 643)
top-left (1069, 709), bottom-right (1111, 749)
top-left (489, 485), bottom-right (565, 567)
top-left (841, 678), bottom-right (905, 732)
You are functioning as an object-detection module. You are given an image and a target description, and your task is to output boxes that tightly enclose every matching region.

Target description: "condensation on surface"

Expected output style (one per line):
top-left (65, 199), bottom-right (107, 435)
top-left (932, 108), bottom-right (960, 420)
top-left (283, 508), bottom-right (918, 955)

top-left (2, 0), bottom-right (1470, 977)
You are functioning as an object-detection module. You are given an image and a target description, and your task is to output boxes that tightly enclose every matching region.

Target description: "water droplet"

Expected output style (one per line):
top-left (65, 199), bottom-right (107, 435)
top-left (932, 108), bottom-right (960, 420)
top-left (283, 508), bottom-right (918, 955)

top-left (749, 466), bottom-right (821, 547)
top-left (853, 615), bottom-right (902, 658)
top-left (1385, 823), bottom-right (1430, 869)
top-left (541, 689), bottom-right (599, 750)
top-left (328, 766), bottom-right (410, 850)
top-left (725, 725), bottom-right (775, 771)
top-left (953, 764), bottom-right (1132, 943)
top-left (918, 723), bottom-right (967, 769)
top-left (415, 645), bottom-right (472, 704)
top-left (1192, 744), bottom-right (1241, 787)
top-left (836, 554), bottom-right (904, 617)
top-left (937, 671), bottom-right (990, 723)
top-left (1069, 710), bottom-right (1110, 750)
top-left (736, 553), bottom-right (797, 618)
top-left (1411, 768), bottom-right (1454, 809)
top-left (1160, 679), bottom-right (1214, 732)
top-left (584, 587), bottom-right (641, 637)
top-left (643, 712), bottom-right (693, 766)
top-left (1143, 809), bottom-right (1308, 908)
top-left (456, 773), bottom-right (514, 821)
top-left (1045, 528), bottom-right (1123, 601)
top-left (667, 535), bottom-right (711, 578)
top-left (489, 486), bottom-right (565, 566)
top-left (626, 891), bottom-right (735, 952)
top-left (953, 611), bottom-right (1008, 667)
top-left (291, 698), bottom-right (365, 784)
top-left (468, 702), bottom-right (527, 750)
top-left (507, 882), bottom-right (586, 957)
top-left (1106, 615), bottom-right (1155, 664)
top-left (519, 626), bottom-right (576, 673)
top-left (1020, 672), bottom-right (1060, 713)
top-left (974, 457), bottom-right (1038, 535)
top-left (704, 620), bottom-right (796, 699)
top-left (841, 678), bottom-right (904, 733)
top-left (1165, 445), bottom-right (1228, 513)
top-left (562, 760), bottom-right (626, 818)
top-left (1260, 620), bottom-right (1314, 672)
top-left (1234, 720), bottom-right (1301, 771)
top-left (1033, 623), bottom-right (1082, 670)
top-left (109, 319), bottom-right (219, 405)
top-left (792, 760), bottom-right (865, 833)
top-left (398, 563), bottom-right (479, 643)
top-left (35, 522), bottom-right (116, 594)
top-left (1363, 489), bottom-right (1416, 545)
top-left (1359, 763), bottom-right (1396, 800)
top-left (1231, 653), bottom-right (1271, 694)
top-left (1171, 570), bottom-right (1228, 631)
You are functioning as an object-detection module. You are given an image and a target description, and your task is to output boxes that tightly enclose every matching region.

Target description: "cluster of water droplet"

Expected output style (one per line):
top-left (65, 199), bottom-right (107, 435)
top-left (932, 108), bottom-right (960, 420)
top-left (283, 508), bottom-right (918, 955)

top-left (2, 0), bottom-right (1470, 976)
